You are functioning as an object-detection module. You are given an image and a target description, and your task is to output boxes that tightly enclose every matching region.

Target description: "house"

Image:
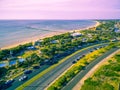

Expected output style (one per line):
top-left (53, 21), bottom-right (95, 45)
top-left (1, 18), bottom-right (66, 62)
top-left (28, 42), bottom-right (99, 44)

top-left (38, 50), bottom-right (42, 54)
top-left (71, 32), bottom-right (82, 37)
top-left (18, 58), bottom-right (25, 62)
top-left (34, 40), bottom-right (43, 46)
top-left (87, 34), bottom-right (92, 38)
top-left (82, 38), bottom-right (87, 42)
top-left (111, 38), bottom-right (117, 42)
top-left (50, 40), bottom-right (58, 44)
top-left (114, 28), bottom-right (120, 33)
top-left (27, 46), bottom-right (36, 50)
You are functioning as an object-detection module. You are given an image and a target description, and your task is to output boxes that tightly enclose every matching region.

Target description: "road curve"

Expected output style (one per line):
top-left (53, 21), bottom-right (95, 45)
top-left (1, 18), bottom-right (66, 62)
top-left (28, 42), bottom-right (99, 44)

top-left (73, 49), bottom-right (120, 90)
top-left (62, 48), bottom-right (119, 90)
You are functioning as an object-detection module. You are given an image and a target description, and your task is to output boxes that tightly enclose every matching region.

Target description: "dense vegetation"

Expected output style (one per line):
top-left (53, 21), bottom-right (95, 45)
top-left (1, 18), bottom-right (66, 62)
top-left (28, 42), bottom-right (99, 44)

top-left (0, 43), bottom-right (32, 60)
top-left (81, 44), bottom-right (120, 90)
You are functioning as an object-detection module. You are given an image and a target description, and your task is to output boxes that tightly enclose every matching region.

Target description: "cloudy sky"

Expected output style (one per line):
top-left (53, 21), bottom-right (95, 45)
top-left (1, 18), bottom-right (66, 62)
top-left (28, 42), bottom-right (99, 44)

top-left (0, 0), bottom-right (120, 19)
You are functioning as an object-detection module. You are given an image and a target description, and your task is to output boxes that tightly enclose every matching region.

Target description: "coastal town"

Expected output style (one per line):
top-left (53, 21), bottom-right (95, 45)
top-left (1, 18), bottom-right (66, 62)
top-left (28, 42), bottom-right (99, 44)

top-left (0, 20), bottom-right (120, 90)
top-left (0, 0), bottom-right (120, 89)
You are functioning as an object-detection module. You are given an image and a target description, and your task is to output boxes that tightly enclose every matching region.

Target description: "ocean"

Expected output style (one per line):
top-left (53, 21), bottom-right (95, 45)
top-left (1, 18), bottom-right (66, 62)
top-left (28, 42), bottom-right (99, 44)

top-left (0, 20), bottom-right (96, 48)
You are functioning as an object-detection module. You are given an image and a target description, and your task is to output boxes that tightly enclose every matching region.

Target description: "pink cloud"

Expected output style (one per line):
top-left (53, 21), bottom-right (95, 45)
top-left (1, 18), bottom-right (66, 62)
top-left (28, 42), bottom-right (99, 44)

top-left (0, 0), bottom-right (120, 19)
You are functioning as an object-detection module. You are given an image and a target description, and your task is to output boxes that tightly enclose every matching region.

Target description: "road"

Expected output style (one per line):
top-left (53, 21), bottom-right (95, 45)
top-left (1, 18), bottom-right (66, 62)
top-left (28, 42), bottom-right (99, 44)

top-left (61, 48), bottom-right (118, 90)
top-left (22, 44), bottom-right (107, 90)
top-left (6, 43), bottom-right (107, 90)
top-left (6, 65), bottom-right (50, 90)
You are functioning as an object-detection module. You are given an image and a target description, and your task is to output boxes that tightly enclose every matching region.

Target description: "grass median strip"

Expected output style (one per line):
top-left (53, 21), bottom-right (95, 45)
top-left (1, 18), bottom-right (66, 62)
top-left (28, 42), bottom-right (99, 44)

top-left (16, 43), bottom-right (107, 90)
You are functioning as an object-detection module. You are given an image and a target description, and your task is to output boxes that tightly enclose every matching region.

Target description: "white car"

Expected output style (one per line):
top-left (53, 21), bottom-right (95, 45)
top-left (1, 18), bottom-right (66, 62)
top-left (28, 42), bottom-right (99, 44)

top-left (19, 76), bottom-right (28, 81)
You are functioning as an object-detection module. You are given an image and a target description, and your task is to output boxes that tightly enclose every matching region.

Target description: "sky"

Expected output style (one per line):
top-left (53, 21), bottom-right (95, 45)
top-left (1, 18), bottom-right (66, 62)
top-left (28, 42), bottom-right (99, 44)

top-left (0, 0), bottom-right (120, 19)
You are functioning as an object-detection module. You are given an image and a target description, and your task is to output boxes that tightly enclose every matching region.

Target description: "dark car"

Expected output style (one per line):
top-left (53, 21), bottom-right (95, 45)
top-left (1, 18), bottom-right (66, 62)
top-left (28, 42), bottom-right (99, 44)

top-left (90, 50), bottom-right (93, 52)
top-left (4, 79), bottom-right (14, 88)
top-left (72, 61), bottom-right (76, 64)
top-left (82, 54), bottom-right (86, 57)
top-left (77, 57), bottom-right (81, 61)
top-left (40, 62), bottom-right (45, 66)
top-left (24, 70), bottom-right (32, 74)
top-left (33, 66), bottom-right (40, 69)
top-left (5, 79), bottom-right (14, 85)
top-left (77, 58), bottom-right (79, 61)
top-left (82, 66), bottom-right (86, 70)
top-left (94, 47), bottom-right (99, 50)
top-left (0, 84), bottom-right (5, 90)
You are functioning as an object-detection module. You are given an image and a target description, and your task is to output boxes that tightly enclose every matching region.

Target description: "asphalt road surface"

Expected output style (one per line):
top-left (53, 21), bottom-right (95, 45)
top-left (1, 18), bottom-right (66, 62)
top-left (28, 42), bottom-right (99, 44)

top-left (62, 48), bottom-right (118, 90)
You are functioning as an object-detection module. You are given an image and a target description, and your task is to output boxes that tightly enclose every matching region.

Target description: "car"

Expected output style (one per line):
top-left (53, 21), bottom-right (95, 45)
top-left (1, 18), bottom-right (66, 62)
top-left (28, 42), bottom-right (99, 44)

top-left (19, 76), bottom-right (28, 81)
top-left (40, 62), bottom-right (45, 66)
top-left (77, 57), bottom-right (81, 61)
top-left (99, 46), bottom-right (103, 48)
top-left (82, 66), bottom-right (86, 70)
top-left (94, 47), bottom-right (97, 50)
top-left (94, 47), bottom-right (99, 50)
top-left (72, 61), bottom-right (76, 64)
top-left (90, 50), bottom-right (93, 52)
top-left (24, 70), bottom-right (32, 74)
top-left (82, 54), bottom-right (86, 57)
top-left (5, 79), bottom-right (14, 86)
top-left (33, 66), bottom-right (40, 69)
top-left (77, 58), bottom-right (79, 61)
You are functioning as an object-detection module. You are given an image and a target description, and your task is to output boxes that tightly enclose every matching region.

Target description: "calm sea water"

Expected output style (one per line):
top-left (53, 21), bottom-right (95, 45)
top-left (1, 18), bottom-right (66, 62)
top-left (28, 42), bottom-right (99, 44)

top-left (0, 20), bottom-right (96, 48)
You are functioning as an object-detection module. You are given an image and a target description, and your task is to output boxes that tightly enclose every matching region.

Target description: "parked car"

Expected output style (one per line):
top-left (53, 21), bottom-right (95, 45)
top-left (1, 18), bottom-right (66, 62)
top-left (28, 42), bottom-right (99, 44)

top-left (33, 66), bottom-right (40, 69)
top-left (24, 70), bottom-right (32, 74)
top-left (5, 79), bottom-right (14, 85)
top-left (19, 76), bottom-right (28, 81)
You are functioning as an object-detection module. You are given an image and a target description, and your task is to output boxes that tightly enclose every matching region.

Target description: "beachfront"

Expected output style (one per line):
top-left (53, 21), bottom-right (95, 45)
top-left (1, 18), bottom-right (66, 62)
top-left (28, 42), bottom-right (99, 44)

top-left (1, 21), bottom-right (100, 50)
top-left (0, 20), bottom-right (120, 90)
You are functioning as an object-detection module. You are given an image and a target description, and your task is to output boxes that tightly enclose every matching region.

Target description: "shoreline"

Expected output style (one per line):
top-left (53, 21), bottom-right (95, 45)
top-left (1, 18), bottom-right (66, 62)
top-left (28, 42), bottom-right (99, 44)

top-left (72, 21), bottom-right (100, 32)
top-left (1, 21), bottom-right (100, 50)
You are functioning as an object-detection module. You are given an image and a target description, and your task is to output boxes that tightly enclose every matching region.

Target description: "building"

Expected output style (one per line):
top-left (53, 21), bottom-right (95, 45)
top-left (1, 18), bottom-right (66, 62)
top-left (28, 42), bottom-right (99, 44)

top-left (34, 39), bottom-right (43, 46)
top-left (50, 40), bottom-right (59, 44)
top-left (114, 28), bottom-right (120, 33)
top-left (27, 46), bottom-right (36, 50)
top-left (71, 32), bottom-right (82, 37)
top-left (82, 38), bottom-right (87, 42)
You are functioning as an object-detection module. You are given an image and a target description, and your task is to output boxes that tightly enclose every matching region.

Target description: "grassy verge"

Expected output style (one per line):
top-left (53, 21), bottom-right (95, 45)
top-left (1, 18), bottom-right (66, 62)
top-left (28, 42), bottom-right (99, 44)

top-left (47, 44), bottom-right (113, 90)
top-left (81, 51), bottom-right (120, 90)
top-left (16, 43), bottom-right (108, 90)
top-left (12, 72), bottom-right (23, 79)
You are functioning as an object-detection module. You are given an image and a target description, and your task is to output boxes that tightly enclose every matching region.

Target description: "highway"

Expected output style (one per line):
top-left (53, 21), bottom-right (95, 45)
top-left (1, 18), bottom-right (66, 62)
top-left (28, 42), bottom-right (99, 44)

top-left (62, 48), bottom-right (118, 90)
top-left (6, 65), bottom-right (50, 90)
top-left (6, 43), bottom-right (107, 90)
top-left (23, 44), bottom-right (107, 90)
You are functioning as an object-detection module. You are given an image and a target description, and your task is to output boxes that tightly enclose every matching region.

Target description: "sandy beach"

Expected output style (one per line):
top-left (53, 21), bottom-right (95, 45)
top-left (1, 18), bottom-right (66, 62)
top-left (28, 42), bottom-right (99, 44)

top-left (72, 21), bottom-right (100, 32)
top-left (1, 21), bottom-right (100, 50)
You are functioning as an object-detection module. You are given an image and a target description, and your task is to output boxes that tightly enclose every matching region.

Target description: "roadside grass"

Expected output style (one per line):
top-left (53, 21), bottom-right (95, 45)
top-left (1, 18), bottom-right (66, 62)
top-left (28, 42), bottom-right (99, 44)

top-left (16, 43), bottom-right (107, 90)
top-left (12, 71), bottom-right (23, 79)
top-left (81, 51), bottom-right (120, 90)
